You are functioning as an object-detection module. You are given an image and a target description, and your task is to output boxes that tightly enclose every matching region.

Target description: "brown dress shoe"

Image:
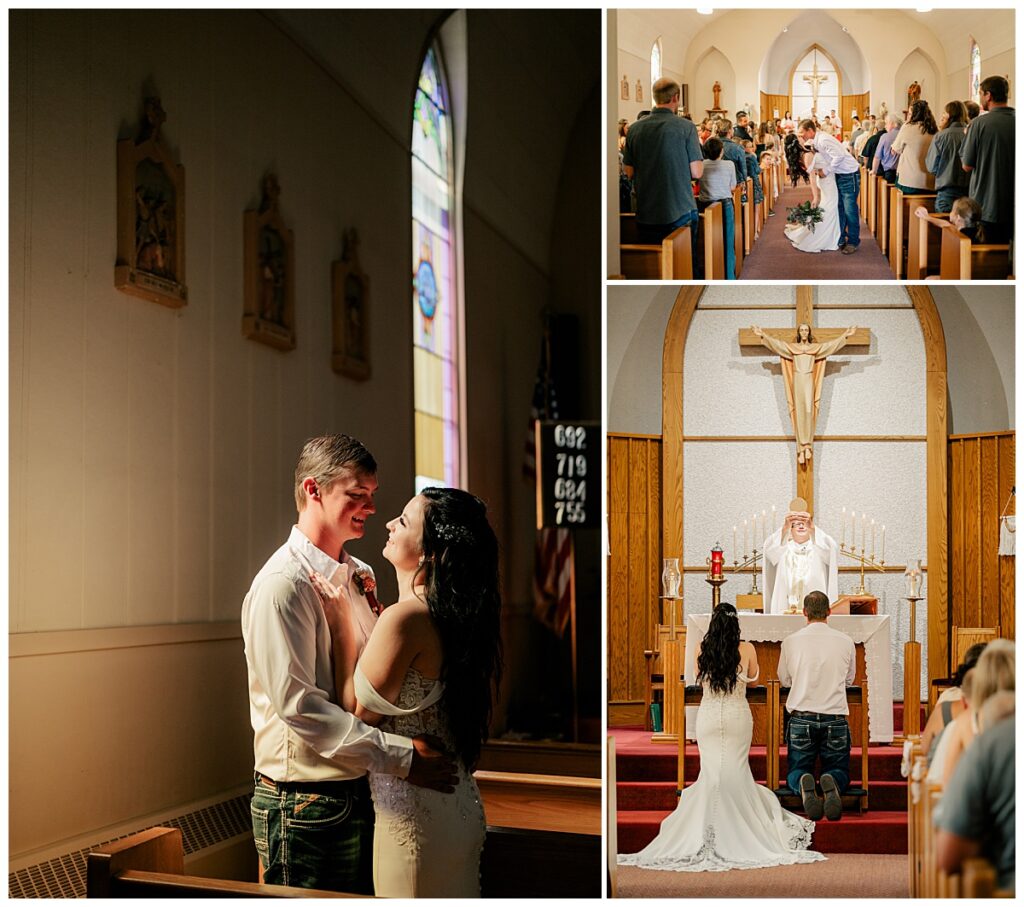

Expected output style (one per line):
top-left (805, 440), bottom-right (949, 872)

top-left (841, 244), bottom-right (858, 254)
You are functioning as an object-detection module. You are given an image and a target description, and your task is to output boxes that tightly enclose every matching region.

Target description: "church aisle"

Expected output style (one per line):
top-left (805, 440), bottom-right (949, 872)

top-left (617, 853), bottom-right (907, 898)
top-left (740, 181), bottom-right (891, 280)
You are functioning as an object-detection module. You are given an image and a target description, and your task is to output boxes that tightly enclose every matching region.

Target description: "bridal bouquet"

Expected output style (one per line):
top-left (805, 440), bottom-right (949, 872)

top-left (786, 201), bottom-right (824, 232)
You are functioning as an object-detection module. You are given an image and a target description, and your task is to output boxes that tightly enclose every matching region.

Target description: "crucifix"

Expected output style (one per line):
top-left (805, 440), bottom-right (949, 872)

top-left (802, 60), bottom-right (829, 116)
top-left (738, 288), bottom-right (870, 512)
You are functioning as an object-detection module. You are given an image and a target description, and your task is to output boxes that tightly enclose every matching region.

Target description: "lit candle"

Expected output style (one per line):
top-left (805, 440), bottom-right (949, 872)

top-left (752, 514), bottom-right (758, 550)
top-left (881, 525), bottom-right (886, 562)
top-left (743, 519), bottom-right (748, 558)
top-left (762, 509), bottom-right (767, 545)
top-left (861, 513), bottom-right (867, 550)
top-left (871, 519), bottom-right (876, 558)
top-left (733, 525), bottom-right (738, 562)
top-left (841, 507), bottom-right (846, 547)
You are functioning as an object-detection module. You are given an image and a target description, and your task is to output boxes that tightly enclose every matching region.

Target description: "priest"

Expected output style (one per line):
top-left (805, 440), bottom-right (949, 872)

top-left (762, 498), bottom-right (839, 614)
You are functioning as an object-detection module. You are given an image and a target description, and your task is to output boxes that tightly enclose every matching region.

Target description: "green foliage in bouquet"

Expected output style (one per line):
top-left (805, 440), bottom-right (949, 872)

top-left (786, 200), bottom-right (824, 232)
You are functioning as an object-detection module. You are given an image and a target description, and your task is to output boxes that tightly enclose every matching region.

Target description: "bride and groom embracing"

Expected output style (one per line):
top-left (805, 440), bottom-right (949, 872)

top-left (619, 591), bottom-right (856, 873)
top-left (242, 434), bottom-right (501, 897)
top-left (785, 119), bottom-right (862, 255)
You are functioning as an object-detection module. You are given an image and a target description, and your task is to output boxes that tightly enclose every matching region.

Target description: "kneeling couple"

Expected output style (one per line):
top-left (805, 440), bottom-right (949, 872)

top-left (243, 434), bottom-right (501, 896)
top-left (619, 590), bottom-right (855, 872)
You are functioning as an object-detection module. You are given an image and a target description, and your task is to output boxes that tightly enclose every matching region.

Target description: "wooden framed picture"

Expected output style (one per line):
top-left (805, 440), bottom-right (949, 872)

top-left (331, 230), bottom-right (370, 380)
top-left (636, 80), bottom-right (643, 103)
top-left (114, 97), bottom-right (188, 307)
top-left (243, 174), bottom-right (296, 351)
top-left (620, 74), bottom-right (630, 101)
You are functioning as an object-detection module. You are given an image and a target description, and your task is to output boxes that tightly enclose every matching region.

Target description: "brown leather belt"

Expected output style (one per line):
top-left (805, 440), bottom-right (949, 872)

top-left (254, 772), bottom-right (366, 796)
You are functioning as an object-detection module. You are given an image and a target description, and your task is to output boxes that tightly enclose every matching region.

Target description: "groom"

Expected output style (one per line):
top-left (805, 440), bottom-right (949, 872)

top-left (242, 434), bottom-right (456, 892)
top-left (798, 118), bottom-right (861, 254)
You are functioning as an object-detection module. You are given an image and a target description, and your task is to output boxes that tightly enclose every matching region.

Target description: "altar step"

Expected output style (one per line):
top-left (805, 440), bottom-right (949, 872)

top-left (617, 809), bottom-right (909, 855)
top-left (618, 778), bottom-right (909, 812)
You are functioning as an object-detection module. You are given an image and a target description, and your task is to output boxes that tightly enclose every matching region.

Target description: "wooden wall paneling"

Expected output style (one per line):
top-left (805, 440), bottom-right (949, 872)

top-left (997, 435), bottom-right (1015, 638)
top-left (980, 436), bottom-right (1001, 629)
top-left (646, 441), bottom-right (662, 651)
top-left (949, 440), bottom-right (965, 630)
top-left (627, 438), bottom-right (649, 701)
top-left (963, 438), bottom-right (981, 622)
top-left (608, 437), bottom-right (631, 702)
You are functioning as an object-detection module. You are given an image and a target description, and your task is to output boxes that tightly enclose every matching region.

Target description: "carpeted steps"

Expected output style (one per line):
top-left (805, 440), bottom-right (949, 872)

top-left (613, 705), bottom-right (917, 858)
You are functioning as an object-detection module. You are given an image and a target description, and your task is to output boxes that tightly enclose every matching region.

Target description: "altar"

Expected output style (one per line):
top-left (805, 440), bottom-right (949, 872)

top-left (683, 613), bottom-right (894, 742)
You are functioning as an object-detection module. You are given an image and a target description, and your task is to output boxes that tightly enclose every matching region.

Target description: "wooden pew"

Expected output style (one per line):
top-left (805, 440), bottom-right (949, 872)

top-left (907, 210), bottom-right (950, 279)
top-left (474, 770), bottom-right (601, 835)
top-left (889, 189), bottom-right (937, 279)
top-left (696, 201), bottom-right (726, 280)
top-left (731, 183), bottom-right (744, 278)
top-left (619, 213), bottom-right (693, 279)
top-left (742, 177), bottom-right (755, 254)
top-left (859, 166), bottom-right (869, 222)
top-left (907, 738), bottom-right (927, 897)
top-left (875, 178), bottom-right (891, 253)
top-left (607, 736), bottom-right (618, 897)
top-left (940, 228), bottom-right (1012, 280)
top-left (866, 170), bottom-right (877, 234)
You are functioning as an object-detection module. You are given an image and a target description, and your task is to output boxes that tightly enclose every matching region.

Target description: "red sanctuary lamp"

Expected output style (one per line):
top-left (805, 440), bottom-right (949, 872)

top-left (709, 543), bottom-right (725, 579)
top-left (706, 542), bottom-right (727, 609)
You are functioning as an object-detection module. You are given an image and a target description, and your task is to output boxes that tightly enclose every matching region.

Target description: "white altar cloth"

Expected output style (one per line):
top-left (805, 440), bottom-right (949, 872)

top-left (683, 613), bottom-right (894, 742)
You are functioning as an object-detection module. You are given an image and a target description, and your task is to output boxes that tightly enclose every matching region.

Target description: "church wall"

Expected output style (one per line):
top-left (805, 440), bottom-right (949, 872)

top-left (949, 48), bottom-right (1016, 106)
top-left (9, 7), bottom-right (601, 864)
top-left (894, 49), bottom-right (942, 114)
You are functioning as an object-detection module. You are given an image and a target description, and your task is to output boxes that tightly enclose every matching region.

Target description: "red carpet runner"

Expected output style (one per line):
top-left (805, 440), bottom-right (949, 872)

top-left (614, 704), bottom-right (921, 857)
top-left (740, 180), bottom-right (893, 280)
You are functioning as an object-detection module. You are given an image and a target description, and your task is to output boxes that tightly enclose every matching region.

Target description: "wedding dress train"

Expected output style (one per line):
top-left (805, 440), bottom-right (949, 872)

top-left (785, 169), bottom-right (841, 253)
top-left (618, 670), bottom-right (826, 872)
top-left (355, 665), bottom-right (485, 897)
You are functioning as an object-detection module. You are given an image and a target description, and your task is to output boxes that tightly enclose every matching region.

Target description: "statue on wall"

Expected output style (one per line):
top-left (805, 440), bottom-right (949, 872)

top-left (712, 80), bottom-right (722, 109)
top-left (907, 80), bottom-right (921, 106)
top-left (621, 74), bottom-right (629, 101)
top-left (636, 79), bottom-right (643, 103)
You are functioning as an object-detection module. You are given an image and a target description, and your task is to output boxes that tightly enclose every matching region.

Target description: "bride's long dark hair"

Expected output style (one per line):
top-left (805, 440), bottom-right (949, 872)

top-left (416, 487), bottom-right (503, 770)
top-left (696, 603), bottom-right (742, 694)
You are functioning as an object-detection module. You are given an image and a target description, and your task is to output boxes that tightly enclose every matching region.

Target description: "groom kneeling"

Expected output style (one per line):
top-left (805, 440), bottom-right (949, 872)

top-left (778, 590), bottom-right (856, 820)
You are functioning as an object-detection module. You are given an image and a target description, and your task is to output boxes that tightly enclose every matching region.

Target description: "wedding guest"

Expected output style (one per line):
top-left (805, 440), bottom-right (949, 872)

top-left (859, 120), bottom-right (886, 169)
top-left (921, 642), bottom-right (987, 759)
top-left (935, 690), bottom-right (1015, 891)
top-left (742, 140), bottom-right (764, 207)
top-left (872, 114), bottom-right (902, 183)
top-left (784, 132), bottom-right (809, 187)
top-left (617, 118), bottom-right (628, 152)
top-left (949, 196), bottom-right (987, 243)
top-left (926, 101), bottom-right (971, 211)
top-left (622, 78), bottom-right (703, 256)
top-left (778, 591), bottom-right (856, 821)
top-left (961, 75), bottom-right (1015, 242)
top-left (698, 136), bottom-right (737, 280)
top-left (713, 119), bottom-right (749, 188)
top-left (892, 100), bottom-right (938, 195)
top-left (964, 100), bottom-right (981, 122)
top-left (734, 110), bottom-right (754, 143)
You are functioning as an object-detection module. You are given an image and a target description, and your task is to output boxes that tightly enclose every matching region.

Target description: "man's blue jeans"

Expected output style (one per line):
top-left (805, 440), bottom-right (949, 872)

top-left (935, 186), bottom-right (967, 213)
top-left (834, 171), bottom-right (860, 248)
top-left (785, 713), bottom-right (852, 795)
top-left (251, 774), bottom-right (375, 893)
top-left (638, 209), bottom-right (701, 276)
top-left (696, 198), bottom-right (736, 280)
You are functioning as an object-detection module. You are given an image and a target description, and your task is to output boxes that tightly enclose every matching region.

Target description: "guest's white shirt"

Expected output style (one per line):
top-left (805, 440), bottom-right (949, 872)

top-left (778, 621), bottom-right (856, 715)
top-left (242, 526), bottom-right (413, 782)
top-left (811, 130), bottom-right (859, 176)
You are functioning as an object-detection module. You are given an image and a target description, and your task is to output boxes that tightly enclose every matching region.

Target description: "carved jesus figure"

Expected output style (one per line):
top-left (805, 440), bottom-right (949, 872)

top-left (751, 322), bottom-right (857, 464)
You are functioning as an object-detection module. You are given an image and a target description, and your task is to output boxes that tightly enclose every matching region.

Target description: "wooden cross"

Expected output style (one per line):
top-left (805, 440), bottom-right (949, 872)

top-left (802, 61), bottom-right (829, 116)
top-left (737, 288), bottom-right (870, 512)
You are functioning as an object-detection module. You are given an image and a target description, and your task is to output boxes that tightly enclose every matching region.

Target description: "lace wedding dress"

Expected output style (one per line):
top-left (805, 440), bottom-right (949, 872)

top-left (355, 664), bottom-right (485, 897)
top-left (618, 669), bottom-right (826, 872)
top-left (785, 169), bottom-right (841, 253)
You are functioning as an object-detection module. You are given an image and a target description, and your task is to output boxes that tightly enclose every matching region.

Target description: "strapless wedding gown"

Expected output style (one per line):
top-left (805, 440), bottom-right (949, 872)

top-left (618, 670), bottom-right (825, 872)
top-left (785, 171), bottom-right (841, 253)
top-left (355, 665), bottom-right (485, 897)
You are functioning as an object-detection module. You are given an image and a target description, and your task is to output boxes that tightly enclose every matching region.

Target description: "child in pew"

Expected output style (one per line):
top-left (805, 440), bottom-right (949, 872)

top-left (741, 140), bottom-right (765, 208)
top-left (948, 196), bottom-right (986, 244)
top-left (697, 136), bottom-right (737, 279)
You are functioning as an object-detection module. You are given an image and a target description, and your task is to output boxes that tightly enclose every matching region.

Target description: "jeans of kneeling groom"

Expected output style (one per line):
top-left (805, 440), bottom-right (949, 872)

top-left (785, 713), bottom-right (852, 796)
top-left (834, 171), bottom-right (860, 248)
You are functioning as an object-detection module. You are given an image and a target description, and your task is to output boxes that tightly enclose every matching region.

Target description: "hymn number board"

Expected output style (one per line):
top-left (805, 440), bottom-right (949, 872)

top-left (535, 421), bottom-right (599, 530)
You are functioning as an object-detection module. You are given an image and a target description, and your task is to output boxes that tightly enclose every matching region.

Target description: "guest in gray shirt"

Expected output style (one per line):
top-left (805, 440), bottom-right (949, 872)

top-left (927, 100), bottom-right (971, 212)
top-left (697, 137), bottom-right (737, 279)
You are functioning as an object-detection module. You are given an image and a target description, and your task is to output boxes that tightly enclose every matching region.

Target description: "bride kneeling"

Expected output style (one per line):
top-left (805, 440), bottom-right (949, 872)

top-left (785, 150), bottom-right (841, 253)
top-left (618, 603), bottom-right (825, 872)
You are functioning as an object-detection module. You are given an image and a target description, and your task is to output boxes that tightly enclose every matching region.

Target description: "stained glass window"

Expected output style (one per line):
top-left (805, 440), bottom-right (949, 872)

top-left (970, 38), bottom-right (982, 105)
top-left (651, 38), bottom-right (662, 91)
top-left (412, 46), bottom-right (461, 493)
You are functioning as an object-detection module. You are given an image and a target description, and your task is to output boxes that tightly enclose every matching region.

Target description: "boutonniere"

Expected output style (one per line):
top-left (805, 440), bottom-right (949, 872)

top-left (352, 567), bottom-right (376, 597)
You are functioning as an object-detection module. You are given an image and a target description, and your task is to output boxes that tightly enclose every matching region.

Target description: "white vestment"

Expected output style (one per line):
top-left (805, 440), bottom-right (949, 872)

top-left (762, 526), bottom-right (839, 615)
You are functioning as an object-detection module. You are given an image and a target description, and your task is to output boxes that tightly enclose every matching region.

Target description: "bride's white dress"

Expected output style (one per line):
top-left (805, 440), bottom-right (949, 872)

top-left (618, 669), bottom-right (826, 872)
top-left (355, 664), bottom-right (485, 897)
top-left (785, 170), bottom-right (841, 253)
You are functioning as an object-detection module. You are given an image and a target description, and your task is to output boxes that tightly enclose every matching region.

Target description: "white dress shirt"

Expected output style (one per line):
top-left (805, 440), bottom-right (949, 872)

top-left (811, 130), bottom-right (859, 176)
top-left (778, 621), bottom-right (856, 715)
top-left (242, 526), bottom-right (413, 782)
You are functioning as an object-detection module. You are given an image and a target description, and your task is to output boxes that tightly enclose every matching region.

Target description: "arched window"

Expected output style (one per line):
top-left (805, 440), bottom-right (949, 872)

top-left (651, 38), bottom-right (662, 90)
top-left (790, 47), bottom-right (840, 122)
top-left (412, 45), bottom-right (461, 492)
top-left (969, 37), bottom-right (982, 104)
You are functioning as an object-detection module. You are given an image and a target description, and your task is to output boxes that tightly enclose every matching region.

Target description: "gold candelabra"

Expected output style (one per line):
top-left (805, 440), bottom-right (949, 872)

top-left (839, 541), bottom-right (885, 594)
top-left (730, 549), bottom-right (761, 593)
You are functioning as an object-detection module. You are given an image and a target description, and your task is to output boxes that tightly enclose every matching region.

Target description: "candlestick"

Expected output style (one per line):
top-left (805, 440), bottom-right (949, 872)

top-left (871, 519), bottom-right (876, 559)
top-left (841, 507), bottom-right (846, 547)
top-left (733, 525), bottom-right (738, 562)
top-left (881, 525), bottom-right (885, 562)
top-left (743, 519), bottom-right (748, 559)
top-left (861, 513), bottom-right (866, 551)
top-left (850, 510), bottom-right (855, 547)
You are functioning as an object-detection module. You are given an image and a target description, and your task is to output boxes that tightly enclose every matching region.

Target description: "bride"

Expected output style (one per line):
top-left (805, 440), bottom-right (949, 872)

top-left (618, 603), bottom-right (825, 872)
top-left (785, 150), bottom-right (841, 253)
top-left (310, 487), bottom-right (502, 897)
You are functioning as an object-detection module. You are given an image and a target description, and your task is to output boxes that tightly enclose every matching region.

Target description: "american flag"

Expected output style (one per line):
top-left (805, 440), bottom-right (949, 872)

top-left (523, 331), bottom-right (558, 483)
top-left (533, 526), bottom-right (574, 637)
